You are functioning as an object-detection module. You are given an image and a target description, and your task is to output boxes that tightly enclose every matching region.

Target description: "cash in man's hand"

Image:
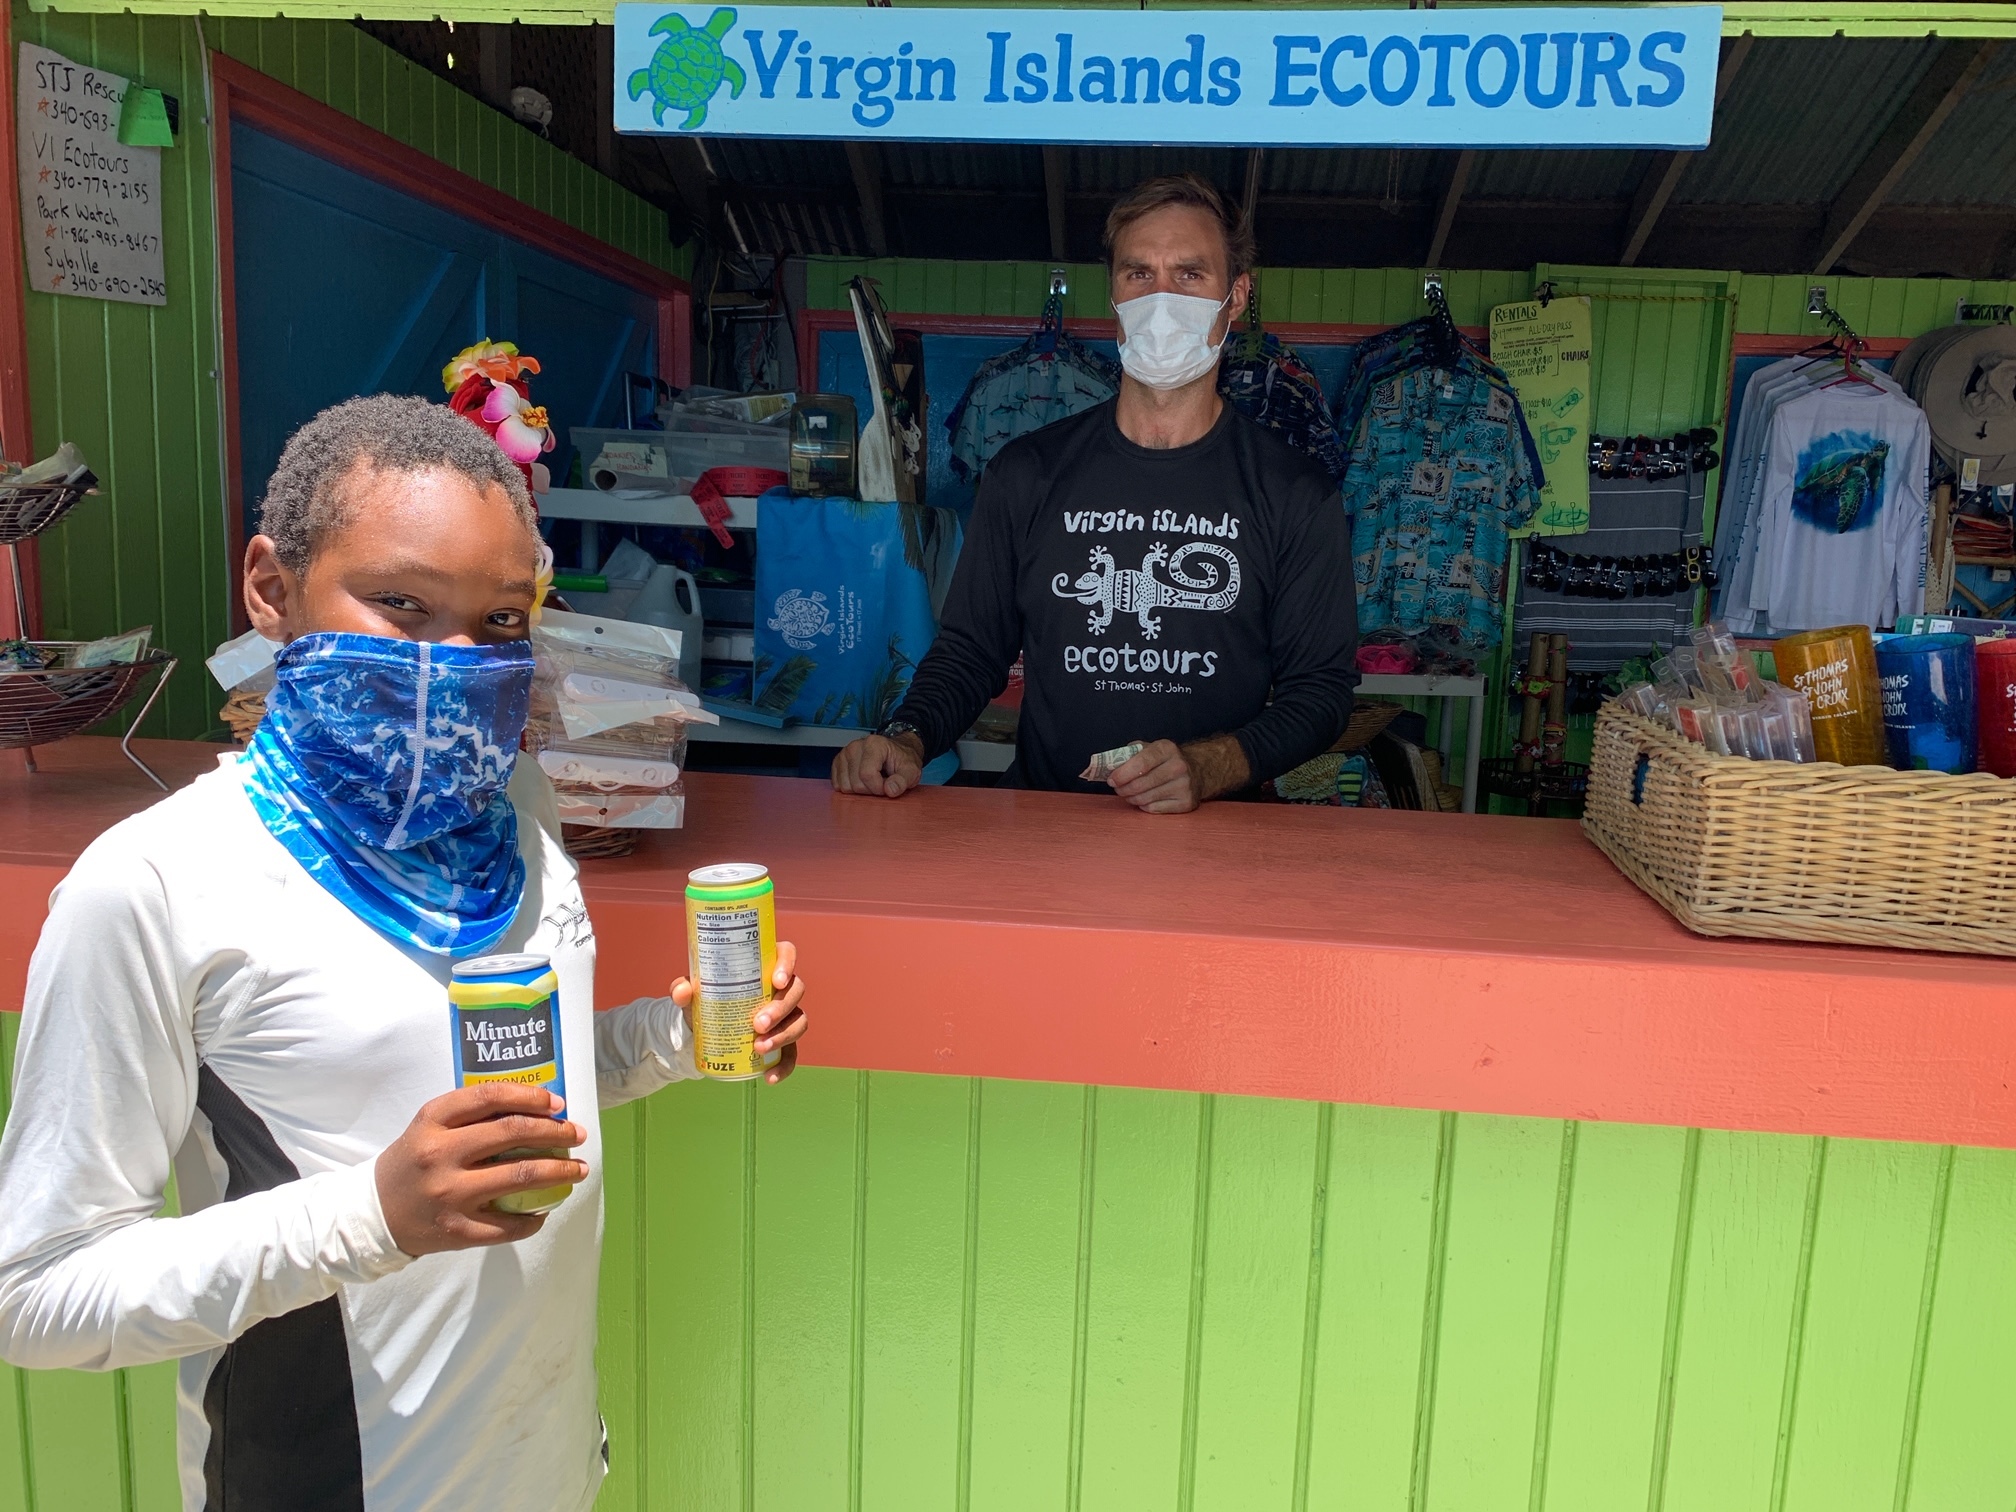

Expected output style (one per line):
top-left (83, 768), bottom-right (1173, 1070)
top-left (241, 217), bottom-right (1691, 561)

top-left (1080, 742), bottom-right (1146, 783)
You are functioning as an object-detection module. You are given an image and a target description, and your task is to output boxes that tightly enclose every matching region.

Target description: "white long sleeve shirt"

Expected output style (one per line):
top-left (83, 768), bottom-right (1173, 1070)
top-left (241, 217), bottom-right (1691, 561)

top-left (0, 754), bottom-right (698, 1512)
top-left (1746, 383), bottom-right (1931, 633)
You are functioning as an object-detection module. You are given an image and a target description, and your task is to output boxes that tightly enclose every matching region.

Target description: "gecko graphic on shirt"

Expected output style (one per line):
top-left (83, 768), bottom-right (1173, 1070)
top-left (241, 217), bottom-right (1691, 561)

top-left (887, 399), bottom-right (1359, 792)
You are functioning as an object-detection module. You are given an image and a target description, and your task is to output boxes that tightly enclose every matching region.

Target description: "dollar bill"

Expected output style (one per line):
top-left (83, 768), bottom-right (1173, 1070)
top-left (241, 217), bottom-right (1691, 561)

top-left (67, 626), bottom-right (151, 668)
top-left (1079, 742), bottom-right (1145, 783)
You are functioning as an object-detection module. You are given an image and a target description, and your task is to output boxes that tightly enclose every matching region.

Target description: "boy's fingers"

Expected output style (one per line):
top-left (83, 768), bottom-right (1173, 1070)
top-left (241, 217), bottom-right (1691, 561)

top-left (772, 941), bottom-right (797, 987)
top-left (452, 1116), bottom-right (586, 1163)
top-left (756, 1007), bottom-right (806, 1055)
top-left (462, 1155), bottom-right (590, 1203)
top-left (755, 980), bottom-right (804, 1032)
top-left (765, 1044), bottom-right (799, 1084)
top-left (427, 1083), bottom-right (562, 1128)
top-left (669, 977), bottom-right (694, 1008)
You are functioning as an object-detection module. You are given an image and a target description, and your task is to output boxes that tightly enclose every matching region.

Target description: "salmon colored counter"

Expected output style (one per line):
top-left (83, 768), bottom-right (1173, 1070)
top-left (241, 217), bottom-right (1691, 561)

top-left (5, 736), bottom-right (2014, 1149)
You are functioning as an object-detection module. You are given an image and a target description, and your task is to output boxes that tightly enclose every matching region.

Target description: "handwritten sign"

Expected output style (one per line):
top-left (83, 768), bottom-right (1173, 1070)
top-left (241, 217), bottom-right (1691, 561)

top-left (1492, 295), bottom-right (1593, 535)
top-left (15, 43), bottom-right (166, 306)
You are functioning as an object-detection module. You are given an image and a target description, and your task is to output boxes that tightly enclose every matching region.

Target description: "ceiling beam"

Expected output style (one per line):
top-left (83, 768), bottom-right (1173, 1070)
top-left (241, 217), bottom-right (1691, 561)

top-left (1241, 147), bottom-right (1264, 229)
top-left (1425, 149), bottom-right (1475, 267)
top-left (593, 25), bottom-right (616, 178)
top-left (1812, 36), bottom-right (1999, 273)
top-left (845, 141), bottom-right (889, 258)
top-left (475, 23), bottom-right (512, 112)
top-left (1620, 33), bottom-right (1755, 266)
top-left (1042, 146), bottom-right (1069, 261)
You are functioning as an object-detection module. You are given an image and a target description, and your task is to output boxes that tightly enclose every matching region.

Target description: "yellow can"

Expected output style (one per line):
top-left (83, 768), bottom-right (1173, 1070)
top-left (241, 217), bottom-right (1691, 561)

top-left (686, 863), bottom-right (782, 1081)
top-left (448, 953), bottom-right (576, 1215)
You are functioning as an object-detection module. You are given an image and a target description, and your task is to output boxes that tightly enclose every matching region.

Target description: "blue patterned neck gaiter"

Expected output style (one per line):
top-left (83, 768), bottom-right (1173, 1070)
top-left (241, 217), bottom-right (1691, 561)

top-left (239, 632), bottom-right (536, 957)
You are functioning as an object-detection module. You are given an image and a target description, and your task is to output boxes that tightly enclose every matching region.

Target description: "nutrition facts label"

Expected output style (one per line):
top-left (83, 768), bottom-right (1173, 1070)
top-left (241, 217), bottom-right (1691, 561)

top-left (14, 44), bottom-right (166, 305)
top-left (696, 907), bottom-right (764, 1009)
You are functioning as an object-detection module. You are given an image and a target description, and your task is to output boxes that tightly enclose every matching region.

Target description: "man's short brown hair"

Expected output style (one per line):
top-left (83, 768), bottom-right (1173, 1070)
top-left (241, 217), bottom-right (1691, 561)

top-left (1101, 172), bottom-right (1257, 280)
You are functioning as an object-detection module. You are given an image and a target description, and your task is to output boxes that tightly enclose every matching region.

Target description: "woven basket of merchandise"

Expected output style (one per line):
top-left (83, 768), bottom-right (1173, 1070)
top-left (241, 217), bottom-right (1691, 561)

top-left (0, 643), bottom-right (175, 748)
top-left (1583, 703), bottom-right (2016, 956)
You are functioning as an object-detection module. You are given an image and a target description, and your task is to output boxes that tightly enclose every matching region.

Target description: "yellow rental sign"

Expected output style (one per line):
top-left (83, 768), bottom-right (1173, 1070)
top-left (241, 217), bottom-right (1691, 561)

top-left (1491, 295), bottom-right (1592, 536)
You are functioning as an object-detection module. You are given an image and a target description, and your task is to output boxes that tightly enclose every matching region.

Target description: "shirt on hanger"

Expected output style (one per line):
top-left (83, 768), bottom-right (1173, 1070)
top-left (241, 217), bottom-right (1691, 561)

top-left (1345, 362), bottom-right (1543, 650)
top-left (1746, 383), bottom-right (1931, 633)
top-left (946, 334), bottom-right (1121, 483)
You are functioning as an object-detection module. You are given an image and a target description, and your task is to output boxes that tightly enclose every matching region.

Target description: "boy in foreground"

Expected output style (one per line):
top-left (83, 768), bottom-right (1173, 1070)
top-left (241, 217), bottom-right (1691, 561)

top-left (0, 394), bottom-right (806, 1512)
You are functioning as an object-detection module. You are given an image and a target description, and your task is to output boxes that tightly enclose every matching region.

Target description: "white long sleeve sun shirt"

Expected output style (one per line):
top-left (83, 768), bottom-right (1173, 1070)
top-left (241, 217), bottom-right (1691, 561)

top-left (0, 754), bottom-right (697, 1512)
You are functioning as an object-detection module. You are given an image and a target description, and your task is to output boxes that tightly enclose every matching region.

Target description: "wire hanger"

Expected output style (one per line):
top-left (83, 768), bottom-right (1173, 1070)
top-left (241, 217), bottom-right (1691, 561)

top-left (1801, 289), bottom-right (1883, 389)
top-left (1237, 269), bottom-right (1268, 362)
top-left (1422, 272), bottom-right (1463, 369)
top-left (1034, 267), bottom-right (1067, 355)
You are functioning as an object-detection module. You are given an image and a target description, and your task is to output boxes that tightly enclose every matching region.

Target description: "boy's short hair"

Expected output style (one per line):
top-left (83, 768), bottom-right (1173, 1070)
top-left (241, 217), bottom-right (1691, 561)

top-left (1101, 172), bottom-right (1257, 280)
top-left (259, 393), bottom-right (538, 575)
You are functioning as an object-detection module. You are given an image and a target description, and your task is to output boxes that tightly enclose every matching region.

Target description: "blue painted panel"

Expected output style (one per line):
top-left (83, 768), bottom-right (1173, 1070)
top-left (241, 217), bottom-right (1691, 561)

top-left (230, 123), bottom-right (657, 532)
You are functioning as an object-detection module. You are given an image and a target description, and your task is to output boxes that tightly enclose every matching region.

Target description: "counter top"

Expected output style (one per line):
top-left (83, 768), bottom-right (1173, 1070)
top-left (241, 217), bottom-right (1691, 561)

top-left (5, 739), bottom-right (2014, 1147)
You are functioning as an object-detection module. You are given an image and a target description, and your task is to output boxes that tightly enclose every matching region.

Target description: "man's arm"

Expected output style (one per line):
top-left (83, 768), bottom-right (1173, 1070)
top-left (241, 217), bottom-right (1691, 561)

top-left (1230, 483), bottom-right (1360, 782)
top-left (1108, 485), bottom-right (1358, 813)
top-left (595, 944), bottom-right (807, 1105)
top-left (833, 452), bottom-right (1031, 797)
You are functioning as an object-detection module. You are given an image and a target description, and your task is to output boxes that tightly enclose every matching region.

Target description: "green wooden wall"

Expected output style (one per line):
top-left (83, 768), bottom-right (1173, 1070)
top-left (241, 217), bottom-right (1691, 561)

top-left (10, 5), bottom-right (685, 740)
top-left (8, 1007), bottom-right (2016, 1512)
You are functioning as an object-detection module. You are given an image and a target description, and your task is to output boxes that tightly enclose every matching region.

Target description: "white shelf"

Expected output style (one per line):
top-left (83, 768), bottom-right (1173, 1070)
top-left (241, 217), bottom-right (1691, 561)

top-left (540, 486), bottom-right (759, 531)
top-left (689, 718), bottom-right (1016, 773)
top-left (1358, 672), bottom-right (1487, 699)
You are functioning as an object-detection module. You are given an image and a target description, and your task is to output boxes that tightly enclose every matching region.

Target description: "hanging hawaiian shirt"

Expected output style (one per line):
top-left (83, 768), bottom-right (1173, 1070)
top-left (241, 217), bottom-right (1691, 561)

top-left (946, 333), bottom-right (1122, 482)
top-left (1345, 359), bottom-right (1543, 650)
top-left (1219, 331), bottom-right (1350, 482)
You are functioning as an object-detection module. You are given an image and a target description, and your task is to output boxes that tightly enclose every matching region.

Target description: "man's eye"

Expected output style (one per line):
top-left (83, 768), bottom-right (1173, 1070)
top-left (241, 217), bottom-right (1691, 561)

top-left (374, 594), bottom-right (422, 613)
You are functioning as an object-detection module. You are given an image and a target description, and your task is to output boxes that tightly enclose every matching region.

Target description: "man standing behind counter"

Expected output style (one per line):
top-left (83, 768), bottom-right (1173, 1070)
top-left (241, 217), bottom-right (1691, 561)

top-left (832, 173), bottom-right (1358, 812)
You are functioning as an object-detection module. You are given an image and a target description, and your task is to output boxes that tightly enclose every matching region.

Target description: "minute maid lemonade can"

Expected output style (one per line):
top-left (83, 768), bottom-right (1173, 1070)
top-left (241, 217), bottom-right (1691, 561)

top-left (448, 953), bottom-right (576, 1214)
top-left (686, 864), bottom-right (782, 1081)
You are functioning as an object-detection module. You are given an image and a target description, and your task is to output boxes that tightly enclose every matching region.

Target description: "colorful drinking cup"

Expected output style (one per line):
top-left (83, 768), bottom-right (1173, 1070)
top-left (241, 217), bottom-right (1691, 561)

top-left (1874, 633), bottom-right (1977, 773)
top-left (1772, 626), bottom-right (1887, 766)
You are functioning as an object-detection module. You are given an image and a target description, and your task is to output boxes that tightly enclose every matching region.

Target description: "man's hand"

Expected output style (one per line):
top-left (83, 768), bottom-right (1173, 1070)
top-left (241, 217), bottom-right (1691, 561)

top-left (671, 940), bottom-right (809, 1085)
top-left (375, 1084), bottom-right (588, 1257)
top-left (1108, 734), bottom-right (1251, 813)
top-left (832, 732), bottom-right (926, 798)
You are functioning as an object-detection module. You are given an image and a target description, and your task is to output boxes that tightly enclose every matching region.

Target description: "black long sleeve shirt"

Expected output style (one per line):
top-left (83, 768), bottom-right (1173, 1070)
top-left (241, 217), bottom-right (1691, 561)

top-left (892, 400), bottom-right (1359, 793)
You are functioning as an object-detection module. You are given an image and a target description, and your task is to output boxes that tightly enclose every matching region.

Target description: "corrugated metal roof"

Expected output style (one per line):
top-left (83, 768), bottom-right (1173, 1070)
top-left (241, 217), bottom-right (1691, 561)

top-left (878, 142), bottom-right (1045, 192)
top-left (1467, 148), bottom-right (1646, 202)
top-left (710, 136), bottom-right (851, 191)
top-left (1890, 44), bottom-right (2016, 203)
top-left (1261, 147), bottom-right (1437, 200)
top-left (1674, 36), bottom-right (1947, 204)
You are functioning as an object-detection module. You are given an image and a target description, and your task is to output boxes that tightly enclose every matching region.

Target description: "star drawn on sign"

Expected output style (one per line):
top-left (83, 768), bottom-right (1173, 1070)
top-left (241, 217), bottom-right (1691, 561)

top-left (37, 168), bottom-right (49, 183)
top-left (35, 99), bottom-right (47, 114)
top-left (44, 224), bottom-right (55, 237)
top-left (50, 274), bottom-right (64, 287)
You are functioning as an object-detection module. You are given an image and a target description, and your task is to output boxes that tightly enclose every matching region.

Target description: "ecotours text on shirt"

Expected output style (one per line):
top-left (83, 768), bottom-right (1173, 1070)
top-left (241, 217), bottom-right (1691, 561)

top-left (892, 400), bottom-right (1360, 792)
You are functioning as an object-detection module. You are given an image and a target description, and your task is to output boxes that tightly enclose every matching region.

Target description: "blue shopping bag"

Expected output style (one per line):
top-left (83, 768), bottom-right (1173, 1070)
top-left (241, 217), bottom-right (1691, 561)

top-left (752, 488), bottom-right (960, 727)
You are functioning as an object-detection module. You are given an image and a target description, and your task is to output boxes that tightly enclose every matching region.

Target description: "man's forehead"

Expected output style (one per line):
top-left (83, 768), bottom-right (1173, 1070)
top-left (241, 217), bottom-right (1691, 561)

top-left (1112, 205), bottom-right (1230, 270)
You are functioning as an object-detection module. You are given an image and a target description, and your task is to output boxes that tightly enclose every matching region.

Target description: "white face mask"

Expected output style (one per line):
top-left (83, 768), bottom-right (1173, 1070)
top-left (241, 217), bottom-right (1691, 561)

top-left (1113, 289), bottom-right (1234, 391)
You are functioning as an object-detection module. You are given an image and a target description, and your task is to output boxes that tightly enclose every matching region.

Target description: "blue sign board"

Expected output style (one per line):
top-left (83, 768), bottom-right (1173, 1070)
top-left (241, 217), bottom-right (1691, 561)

top-left (612, 5), bottom-right (1722, 148)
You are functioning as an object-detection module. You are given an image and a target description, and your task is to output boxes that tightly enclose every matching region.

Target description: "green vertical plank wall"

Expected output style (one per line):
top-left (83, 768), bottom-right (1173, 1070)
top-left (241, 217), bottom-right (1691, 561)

top-left (9, 1002), bottom-right (2016, 1512)
top-left (8, 5), bottom-right (685, 739)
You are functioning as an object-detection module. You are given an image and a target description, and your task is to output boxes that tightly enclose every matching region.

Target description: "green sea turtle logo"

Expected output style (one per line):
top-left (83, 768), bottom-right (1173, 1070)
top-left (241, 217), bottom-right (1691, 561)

top-left (628, 8), bottom-right (746, 131)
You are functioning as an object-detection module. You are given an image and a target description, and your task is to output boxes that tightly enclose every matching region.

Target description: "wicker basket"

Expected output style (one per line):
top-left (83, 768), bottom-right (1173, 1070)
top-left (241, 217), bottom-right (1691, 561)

top-left (1583, 704), bottom-right (2016, 956)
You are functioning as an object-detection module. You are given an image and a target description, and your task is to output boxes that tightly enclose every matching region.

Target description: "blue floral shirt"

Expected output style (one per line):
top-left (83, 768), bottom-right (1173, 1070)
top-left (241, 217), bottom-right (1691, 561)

top-left (1344, 363), bottom-right (1542, 650)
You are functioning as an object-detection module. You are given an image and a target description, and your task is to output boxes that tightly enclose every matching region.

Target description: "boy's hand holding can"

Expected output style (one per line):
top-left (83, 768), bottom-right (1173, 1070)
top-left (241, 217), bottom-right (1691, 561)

top-left (671, 939), bottom-right (807, 1086)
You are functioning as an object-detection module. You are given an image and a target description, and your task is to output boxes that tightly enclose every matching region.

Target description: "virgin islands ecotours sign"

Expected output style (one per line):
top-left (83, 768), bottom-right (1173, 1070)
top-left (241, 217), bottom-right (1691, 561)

top-left (611, 6), bottom-right (1721, 148)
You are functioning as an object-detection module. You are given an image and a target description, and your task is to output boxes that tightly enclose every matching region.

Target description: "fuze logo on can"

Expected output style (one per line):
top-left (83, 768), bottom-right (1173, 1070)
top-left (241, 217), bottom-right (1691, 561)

top-left (449, 953), bottom-right (575, 1214)
top-left (686, 863), bottom-right (781, 1081)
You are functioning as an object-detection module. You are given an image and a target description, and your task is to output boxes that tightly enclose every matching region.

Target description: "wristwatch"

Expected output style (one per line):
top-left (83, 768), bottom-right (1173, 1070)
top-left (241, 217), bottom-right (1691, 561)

top-left (876, 718), bottom-right (923, 747)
